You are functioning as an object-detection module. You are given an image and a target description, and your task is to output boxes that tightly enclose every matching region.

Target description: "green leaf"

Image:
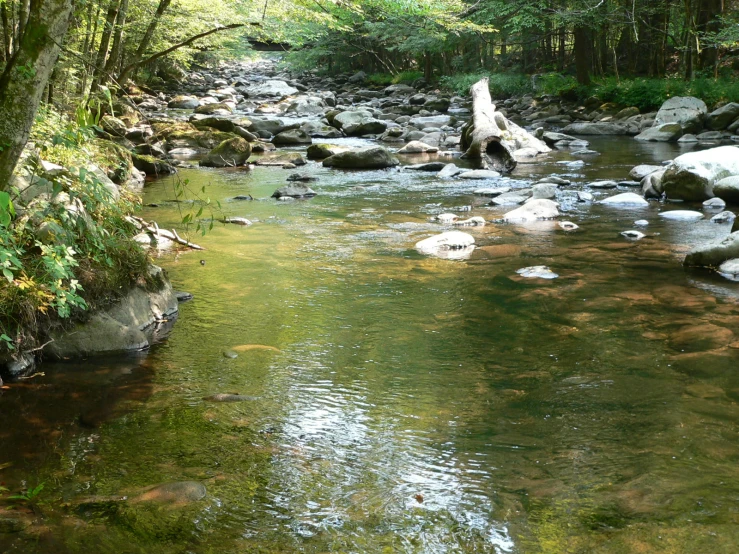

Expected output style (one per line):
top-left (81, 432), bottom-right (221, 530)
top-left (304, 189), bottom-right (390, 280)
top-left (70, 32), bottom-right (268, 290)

top-left (2, 268), bottom-right (13, 283)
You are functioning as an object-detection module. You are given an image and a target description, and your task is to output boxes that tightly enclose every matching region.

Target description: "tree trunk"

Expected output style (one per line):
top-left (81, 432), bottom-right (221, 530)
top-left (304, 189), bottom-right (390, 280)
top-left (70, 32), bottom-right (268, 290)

top-left (18, 0), bottom-right (30, 43)
top-left (118, 0), bottom-right (171, 83)
top-left (89, 0), bottom-right (119, 93)
top-left (697, 0), bottom-right (724, 74)
top-left (459, 78), bottom-right (516, 173)
top-left (574, 26), bottom-right (591, 85)
top-left (104, 0), bottom-right (128, 76)
top-left (0, 0), bottom-right (74, 190)
top-left (1, 2), bottom-right (12, 60)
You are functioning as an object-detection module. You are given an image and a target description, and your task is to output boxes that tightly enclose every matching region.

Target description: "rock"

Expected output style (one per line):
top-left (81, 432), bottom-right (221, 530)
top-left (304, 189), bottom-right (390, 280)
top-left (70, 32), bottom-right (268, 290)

top-left (191, 116), bottom-right (237, 133)
top-left (254, 152), bottom-right (306, 166)
top-left (531, 183), bottom-right (558, 199)
top-left (571, 149), bottom-right (600, 156)
top-left (537, 176), bottom-right (570, 186)
top-left (271, 129), bottom-right (312, 145)
top-left (634, 122), bottom-right (683, 142)
top-left (132, 154), bottom-right (174, 176)
top-left (589, 180), bottom-right (618, 189)
top-left (175, 291), bottom-right (193, 302)
top-left (300, 120), bottom-right (342, 138)
top-left (641, 169), bottom-right (666, 199)
top-left (415, 231), bottom-right (475, 260)
top-left (100, 115), bottom-right (128, 137)
top-left (200, 137), bottom-right (251, 167)
top-left (222, 217), bottom-right (252, 226)
top-left (706, 103), bottom-right (739, 130)
top-left (306, 143), bottom-right (350, 159)
top-left (168, 95), bottom-right (200, 109)
top-left (348, 71), bottom-right (366, 83)
top-left (434, 213), bottom-right (459, 223)
top-left (271, 183), bottom-right (316, 199)
top-left (516, 266), bottom-right (558, 279)
top-left (459, 170), bottom-right (501, 179)
top-left (286, 173), bottom-right (317, 182)
top-left (661, 146), bottom-right (739, 201)
top-left (194, 102), bottom-right (233, 115)
top-left (659, 210), bottom-right (704, 221)
top-left (397, 141), bottom-right (438, 154)
top-left (600, 193), bottom-right (648, 206)
top-left (406, 162), bottom-right (447, 171)
top-left (385, 84), bottom-right (415, 96)
top-left (562, 122), bottom-right (631, 135)
top-left (410, 115), bottom-right (453, 128)
top-left (45, 267), bottom-right (178, 358)
top-left (634, 219), bottom-right (649, 226)
top-left (245, 80), bottom-right (298, 98)
top-left (577, 191), bottom-right (594, 202)
top-left (703, 197), bottom-right (726, 210)
top-left (713, 176), bottom-right (739, 204)
top-left (678, 134), bottom-right (699, 143)
top-left (333, 110), bottom-right (387, 136)
top-left (697, 130), bottom-right (724, 141)
top-left (614, 106), bottom-right (640, 119)
top-left (438, 163), bottom-right (463, 178)
top-left (204, 393), bottom-right (258, 402)
top-left (424, 97), bottom-right (451, 112)
top-left (286, 95), bottom-right (326, 115)
top-left (248, 117), bottom-right (297, 136)
top-left (453, 216), bottom-right (486, 227)
top-left (630, 164), bottom-right (665, 180)
top-left (503, 199), bottom-right (559, 222)
top-left (542, 131), bottom-right (577, 145)
top-left (491, 193), bottom-right (529, 206)
top-left (654, 96), bottom-right (707, 133)
top-left (559, 221), bottom-right (579, 231)
top-left (474, 187), bottom-right (510, 197)
top-left (323, 147), bottom-right (399, 169)
top-left (621, 230), bottom-right (646, 240)
top-left (711, 211), bottom-right (736, 223)
top-left (133, 481), bottom-right (206, 504)
top-left (718, 259), bottom-right (739, 278)
top-left (684, 231), bottom-right (739, 267)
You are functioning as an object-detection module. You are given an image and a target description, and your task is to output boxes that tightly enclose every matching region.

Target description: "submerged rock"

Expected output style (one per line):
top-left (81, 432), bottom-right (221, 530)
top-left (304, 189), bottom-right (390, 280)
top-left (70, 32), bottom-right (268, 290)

top-left (415, 231), bottom-right (475, 260)
top-left (503, 199), bottom-right (559, 222)
top-left (516, 266), bottom-right (559, 279)
top-left (204, 393), bottom-right (259, 402)
top-left (559, 221), bottom-right (579, 231)
top-left (459, 170), bottom-right (501, 180)
top-left (453, 216), bottom-right (486, 227)
top-left (132, 481), bottom-right (207, 504)
top-left (272, 183), bottom-right (316, 199)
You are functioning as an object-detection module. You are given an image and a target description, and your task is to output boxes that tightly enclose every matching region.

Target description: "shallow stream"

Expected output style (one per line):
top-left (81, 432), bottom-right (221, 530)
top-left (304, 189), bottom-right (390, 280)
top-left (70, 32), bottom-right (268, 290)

top-left (2, 136), bottom-right (739, 553)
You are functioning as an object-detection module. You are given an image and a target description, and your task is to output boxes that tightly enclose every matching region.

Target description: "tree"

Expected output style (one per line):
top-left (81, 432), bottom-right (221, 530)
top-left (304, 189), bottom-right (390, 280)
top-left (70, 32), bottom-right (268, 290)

top-left (0, 0), bottom-right (74, 190)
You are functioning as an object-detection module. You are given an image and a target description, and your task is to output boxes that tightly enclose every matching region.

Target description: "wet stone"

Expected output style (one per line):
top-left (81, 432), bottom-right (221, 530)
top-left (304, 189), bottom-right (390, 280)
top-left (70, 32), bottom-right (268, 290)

top-left (133, 481), bottom-right (207, 504)
top-left (516, 266), bottom-right (559, 279)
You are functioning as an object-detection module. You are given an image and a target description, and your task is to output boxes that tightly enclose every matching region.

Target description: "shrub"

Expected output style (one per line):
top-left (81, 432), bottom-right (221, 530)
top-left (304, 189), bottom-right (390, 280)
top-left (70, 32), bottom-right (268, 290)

top-left (440, 72), bottom-right (533, 98)
top-left (392, 70), bottom-right (424, 84)
top-left (366, 73), bottom-right (394, 86)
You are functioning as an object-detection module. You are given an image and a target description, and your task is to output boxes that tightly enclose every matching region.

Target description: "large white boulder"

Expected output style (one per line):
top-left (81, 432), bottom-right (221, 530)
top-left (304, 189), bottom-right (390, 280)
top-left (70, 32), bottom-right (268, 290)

top-left (503, 199), bottom-right (559, 222)
top-left (415, 231), bottom-right (475, 260)
top-left (661, 146), bottom-right (739, 201)
top-left (654, 96), bottom-right (707, 133)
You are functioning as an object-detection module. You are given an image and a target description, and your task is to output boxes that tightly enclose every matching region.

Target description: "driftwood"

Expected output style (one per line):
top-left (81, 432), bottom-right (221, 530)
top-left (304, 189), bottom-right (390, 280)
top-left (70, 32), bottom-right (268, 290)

top-left (130, 215), bottom-right (205, 250)
top-left (460, 78), bottom-right (517, 173)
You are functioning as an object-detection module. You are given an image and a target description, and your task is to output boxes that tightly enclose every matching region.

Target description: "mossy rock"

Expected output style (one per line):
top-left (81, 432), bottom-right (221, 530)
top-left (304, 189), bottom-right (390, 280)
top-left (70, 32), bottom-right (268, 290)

top-left (93, 139), bottom-right (134, 184)
top-left (166, 130), bottom-right (237, 150)
top-left (151, 121), bottom-right (197, 140)
top-left (200, 137), bottom-right (252, 167)
top-left (133, 154), bottom-right (174, 176)
top-left (194, 102), bottom-right (233, 115)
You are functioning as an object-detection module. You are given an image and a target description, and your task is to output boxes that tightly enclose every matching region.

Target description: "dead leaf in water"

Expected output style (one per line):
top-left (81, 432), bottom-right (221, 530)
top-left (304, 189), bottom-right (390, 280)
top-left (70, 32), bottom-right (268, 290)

top-left (231, 344), bottom-right (282, 353)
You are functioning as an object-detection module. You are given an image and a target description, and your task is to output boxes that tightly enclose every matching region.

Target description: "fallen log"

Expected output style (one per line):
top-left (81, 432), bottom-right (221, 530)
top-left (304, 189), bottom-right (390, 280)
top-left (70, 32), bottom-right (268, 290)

top-left (460, 78), bottom-right (550, 173)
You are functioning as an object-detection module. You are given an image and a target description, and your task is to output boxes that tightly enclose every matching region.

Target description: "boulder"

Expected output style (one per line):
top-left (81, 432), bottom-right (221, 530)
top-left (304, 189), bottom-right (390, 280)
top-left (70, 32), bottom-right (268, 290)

top-left (191, 116), bottom-right (237, 133)
top-left (249, 118), bottom-right (298, 136)
top-left (194, 102), bottom-right (233, 115)
top-left (634, 122), bottom-right (683, 142)
top-left (516, 266), bottom-right (558, 279)
top-left (630, 164), bottom-right (663, 180)
top-left (684, 231), bottom-right (739, 267)
top-left (132, 154), bottom-right (174, 176)
top-left (323, 147), bottom-right (399, 169)
top-left (254, 152), bottom-right (306, 166)
top-left (300, 121), bottom-right (342, 138)
top-left (713, 176), bottom-right (739, 204)
top-left (600, 192), bottom-right (649, 206)
top-left (459, 170), bottom-right (500, 179)
top-left (200, 137), bottom-right (251, 167)
top-left (415, 231), bottom-right (475, 260)
top-left (286, 95), bottom-right (326, 115)
top-left (333, 110), bottom-right (387, 136)
top-left (307, 143), bottom-right (351, 159)
top-left (271, 129), bottom-right (312, 145)
top-left (661, 146), bottom-right (739, 201)
top-left (503, 199), bottom-right (559, 222)
top-left (706, 103), bottom-right (739, 131)
top-left (654, 96), bottom-right (707, 133)
top-left (397, 141), bottom-right (438, 154)
top-left (531, 183), bottom-right (558, 199)
top-left (245, 80), bottom-right (298, 98)
top-left (562, 122), bottom-right (631, 135)
top-left (438, 163), bottom-right (463, 178)
top-left (641, 169), bottom-right (666, 199)
top-left (659, 210), bottom-right (704, 221)
top-left (168, 95), bottom-right (200, 109)
top-left (271, 183), bottom-right (316, 199)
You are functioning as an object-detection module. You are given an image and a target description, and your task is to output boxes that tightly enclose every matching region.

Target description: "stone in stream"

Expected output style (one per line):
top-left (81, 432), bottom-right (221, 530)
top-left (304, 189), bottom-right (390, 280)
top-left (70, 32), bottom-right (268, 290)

top-left (516, 266), bottom-right (559, 279)
top-left (661, 146), bottom-right (739, 201)
top-left (254, 152), bottom-right (306, 166)
top-left (244, 80), bottom-right (298, 98)
top-left (713, 176), bottom-right (739, 204)
top-left (474, 187), bottom-right (510, 197)
top-left (536, 176), bottom-right (570, 186)
top-left (287, 173), bottom-right (317, 182)
top-left (621, 230), bottom-right (646, 240)
top-left (703, 197), bottom-right (726, 210)
top-left (200, 137), bottom-right (251, 167)
top-left (576, 191), bottom-right (594, 202)
top-left (333, 110), bottom-right (387, 136)
top-left (653, 96), bottom-right (707, 133)
top-left (684, 231), bottom-right (739, 267)
top-left (453, 216), bottom-right (486, 227)
top-left (323, 147), bottom-right (399, 170)
top-left (437, 163), bottom-right (463, 178)
top-left (634, 219), bottom-right (649, 226)
top-left (634, 122), bottom-right (683, 142)
top-left (559, 221), bottom-right (579, 231)
top-left (175, 291), bottom-right (193, 302)
top-left (706, 103), bottom-right (739, 130)
top-left (132, 482), bottom-right (207, 505)
top-left (711, 211), bottom-right (736, 223)
top-left (491, 193), bottom-right (529, 206)
top-left (168, 95), bottom-right (200, 109)
top-left (571, 149), bottom-right (600, 157)
top-left (271, 129), bottom-right (312, 145)
top-left (204, 393), bottom-right (259, 402)
top-left (271, 183), bottom-right (316, 199)
top-left (718, 259), bottom-right (739, 279)
top-left (433, 213), bottom-right (459, 224)
top-left (588, 180), bottom-right (619, 189)
top-left (306, 143), bottom-right (350, 160)
top-left (397, 141), bottom-right (438, 154)
top-left (562, 122), bottom-right (632, 135)
top-left (630, 164), bottom-right (663, 180)
top-left (531, 183), bottom-right (558, 200)
top-left (503, 199), bottom-right (559, 222)
top-left (659, 210), bottom-right (704, 221)
top-left (599, 193), bottom-right (649, 206)
top-left (458, 170), bottom-right (501, 179)
top-left (221, 217), bottom-right (252, 226)
top-left (406, 162), bottom-right (447, 171)
top-left (415, 231), bottom-right (475, 260)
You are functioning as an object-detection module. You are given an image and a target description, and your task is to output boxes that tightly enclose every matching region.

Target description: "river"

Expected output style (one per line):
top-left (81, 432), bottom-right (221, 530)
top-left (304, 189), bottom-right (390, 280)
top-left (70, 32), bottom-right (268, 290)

top-left (2, 135), bottom-right (739, 553)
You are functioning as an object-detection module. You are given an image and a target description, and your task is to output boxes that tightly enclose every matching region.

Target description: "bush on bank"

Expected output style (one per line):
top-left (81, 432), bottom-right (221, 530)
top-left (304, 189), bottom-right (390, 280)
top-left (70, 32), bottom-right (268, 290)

top-left (0, 106), bottom-right (150, 355)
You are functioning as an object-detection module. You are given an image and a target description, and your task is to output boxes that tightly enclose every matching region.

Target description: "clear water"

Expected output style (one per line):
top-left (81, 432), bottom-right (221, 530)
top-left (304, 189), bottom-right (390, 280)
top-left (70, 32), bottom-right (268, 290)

top-left (2, 137), bottom-right (739, 553)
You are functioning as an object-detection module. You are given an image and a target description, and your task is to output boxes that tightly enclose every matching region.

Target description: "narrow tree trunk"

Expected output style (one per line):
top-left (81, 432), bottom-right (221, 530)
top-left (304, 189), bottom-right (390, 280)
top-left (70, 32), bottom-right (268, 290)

top-left (1, 3), bottom-right (12, 61)
top-left (574, 26), bottom-right (591, 85)
top-left (104, 0), bottom-right (128, 76)
top-left (0, 0), bottom-right (74, 190)
top-left (18, 0), bottom-right (29, 43)
top-left (89, 0), bottom-right (119, 92)
top-left (118, 0), bottom-right (171, 83)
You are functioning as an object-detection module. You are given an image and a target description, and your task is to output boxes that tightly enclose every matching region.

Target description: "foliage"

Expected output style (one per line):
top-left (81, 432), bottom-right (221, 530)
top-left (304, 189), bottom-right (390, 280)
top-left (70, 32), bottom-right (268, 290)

top-left (591, 77), bottom-right (739, 111)
top-left (6, 482), bottom-right (45, 502)
top-left (440, 72), bottom-right (531, 98)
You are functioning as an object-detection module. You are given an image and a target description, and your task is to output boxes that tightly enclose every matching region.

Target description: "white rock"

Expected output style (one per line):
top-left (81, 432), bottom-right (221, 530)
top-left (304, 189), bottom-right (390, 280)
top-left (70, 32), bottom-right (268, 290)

top-left (516, 266), bottom-right (558, 279)
top-left (473, 187), bottom-right (510, 197)
top-left (658, 210), bottom-right (704, 221)
top-left (718, 258), bottom-right (739, 277)
top-left (459, 170), bottom-right (501, 179)
top-left (397, 141), bottom-right (438, 154)
top-left (503, 199), bottom-right (559, 222)
top-left (453, 216), bottom-right (486, 227)
top-left (559, 221), bottom-right (579, 231)
top-left (434, 213), bottom-right (459, 224)
top-left (415, 231), bottom-right (475, 260)
top-left (703, 197), bottom-right (726, 210)
top-left (711, 211), bottom-right (736, 223)
top-left (621, 230), bottom-right (646, 240)
top-left (634, 219), bottom-right (649, 226)
top-left (600, 192), bottom-right (649, 206)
